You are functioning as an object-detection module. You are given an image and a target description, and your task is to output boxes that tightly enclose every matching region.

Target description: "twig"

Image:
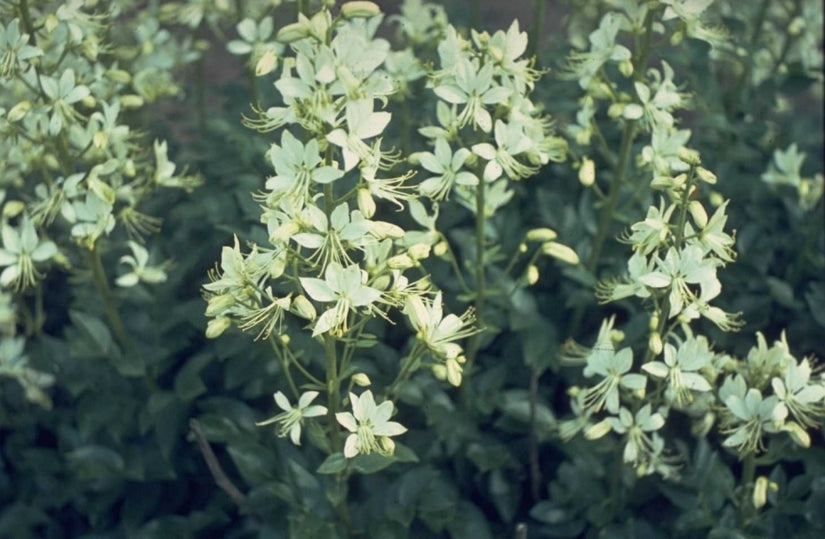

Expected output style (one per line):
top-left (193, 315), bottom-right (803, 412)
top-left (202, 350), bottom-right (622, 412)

top-left (189, 418), bottom-right (260, 524)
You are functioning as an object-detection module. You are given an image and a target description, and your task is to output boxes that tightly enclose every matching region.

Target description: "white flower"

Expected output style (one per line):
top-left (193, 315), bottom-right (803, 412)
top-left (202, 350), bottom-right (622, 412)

top-left (336, 390), bottom-right (407, 458)
top-left (256, 391), bottom-right (327, 445)
top-left (0, 216), bottom-right (57, 291)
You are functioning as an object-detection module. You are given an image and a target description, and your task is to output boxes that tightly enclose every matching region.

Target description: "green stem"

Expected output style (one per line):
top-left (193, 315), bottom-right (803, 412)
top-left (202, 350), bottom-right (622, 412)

top-left (324, 335), bottom-right (341, 451)
top-left (87, 244), bottom-right (132, 353)
top-left (268, 336), bottom-right (300, 399)
top-left (529, 0), bottom-right (545, 61)
top-left (196, 58), bottom-right (206, 135)
top-left (464, 178), bottom-right (487, 374)
top-left (739, 453), bottom-right (756, 528)
top-left (568, 123), bottom-right (637, 336)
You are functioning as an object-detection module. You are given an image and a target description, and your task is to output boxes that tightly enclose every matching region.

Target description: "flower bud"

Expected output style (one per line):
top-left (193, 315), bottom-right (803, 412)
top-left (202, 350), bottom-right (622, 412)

top-left (526, 228), bottom-right (557, 242)
top-left (677, 147), bottom-right (701, 167)
top-left (81, 95), bottom-right (97, 109)
top-left (291, 295), bottom-right (317, 320)
top-left (119, 94), bottom-right (144, 109)
top-left (784, 421), bottom-right (810, 448)
top-left (368, 221), bottom-right (405, 239)
top-left (45, 14), bottom-right (59, 33)
top-left (7, 100), bottom-right (31, 122)
top-left (206, 316), bottom-right (232, 339)
top-left (579, 157), bottom-right (595, 187)
top-left (340, 1), bottom-right (381, 18)
top-left (93, 131), bottom-right (108, 149)
top-left (688, 200), bottom-right (708, 228)
top-left (541, 242), bottom-right (580, 265)
top-left (696, 167), bottom-right (717, 185)
top-left (672, 173), bottom-right (688, 189)
top-left (584, 420), bottom-right (612, 440)
top-left (618, 60), bottom-right (634, 77)
top-left (387, 254), bottom-right (414, 269)
top-left (433, 240), bottom-right (448, 257)
top-left (2, 200), bottom-right (26, 218)
top-left (753, 476), bottom-right (769, 509)
top-left (270, 222), bottom-right (299, 243)
top-left (446, 357), bottom-right (463, 386)
top-left (105, 69), bottom-right (132, 84)
top-left (408, 243), bottom-right (430, 260)
top-left (280, 333), bottom-right (290, 345)
top-left (44, 154), bottom-right (60, 170)
top-left (607, 103), bottom-right (625, 119)
top-left (788, 17), bottom-right (804, 36)
top-left (670, 30), bottom-right (684, 46)
top-left (357, 188), bottom-right (376, 218)
top-left (255, 50), bottom-right (278, 77)
top-left (372, 275), bottom-right (390, 290)
top-left (276, 21), bottom-right (309, 43)
top-left (205, 293), bottom-right (235, 316)
top-left (378, 436), bottom-right (396, 455)
top-left (352, 373), bottom-right (371, 387)
top-left (649, 332), bottom-right (663, 355)
top-left (526, 264), bottom-right (539, 285)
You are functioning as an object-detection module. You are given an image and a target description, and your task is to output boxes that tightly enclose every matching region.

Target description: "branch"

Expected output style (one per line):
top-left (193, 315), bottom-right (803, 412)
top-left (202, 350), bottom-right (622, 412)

top-left (189, 418), bottom-right (260, 524)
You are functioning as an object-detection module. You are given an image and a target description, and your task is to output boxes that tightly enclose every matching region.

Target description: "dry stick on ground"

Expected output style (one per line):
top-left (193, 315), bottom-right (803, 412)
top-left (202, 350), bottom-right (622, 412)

top-left (189, 418), bottom-right (261, 524)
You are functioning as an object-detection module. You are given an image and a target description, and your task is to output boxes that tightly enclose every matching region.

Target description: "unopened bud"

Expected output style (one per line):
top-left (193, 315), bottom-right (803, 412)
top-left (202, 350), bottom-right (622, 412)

top-left (7, 100), bottom-right (31, 122)
top-left (541, 242), bottom-right (580, 265)
top-left (387, 253), bottom-right (414, 269)
top-left (45, 14), bottom-right (59, 33)
top-left (579, 157), bottom-right (595, 187)
top-left (584, 420), bottom-right (612, 440)
top-left (270, 222), bottom-right (299, 243)
top-left (677, 147), bottom-right (701, 166)
top-left (357, 188), bottom-right (376, 218)
top-left (291, 295), bottom-right (317, 320)
top-left (81, 95), bottom-right (96, 109)
top-left (276, 21), bottom-right (309, 43)
top-left (340, 1), bottom-right (381, 18)
top-left (607, 103), bottom-right (625, 119)
top-left (368, 221), bottom-right (405, 239)
top-left (408, 243), bottom-right (430, 260)
top-left (526, 264), bottom-right (539, 285)
top-left (2, 200), bottom-right (26, 218)
top-left (649, 332), bottom-right (663, 355)
top-left (378, 436), bottom-right (396, 455)
top-left (688, 200), bottom-right (708, 228)
top-left (433, 240), bottom-right (448, 257)
top-left (44, 154), bottom-right (60, 170)
top-left (352, 373), bottom-right (371, 387)
top-left (753, 476), bottom-right (769, 509)
top-left (255, 50), bottom-right (278, 77)
top-left (696, 166), bottom-right (717, 185)
top-left (105, 69), bottom-right (132, 84)
top-left (672, 173), bottom-right (688, 189)
top-left (373, 275), bottom-right (390, 290)
top-left (446, 357), bottom-right (463, 386)
top-left (618, 59), bottom-right (633, 77)
top-left (670, 31), bottom-right (684, 46)
top-left (784, 421), bottom-right (810, 448)
top-left (526, 228), bottom-right (557, 242)
top-left (93, 131), bottom-right (108, 149)
top-left (119, 94), bottom-right (144, 109)
top-left (205, 294), bottom-right (235, 316)
top-left (206, 316), bottom-right (232, 339)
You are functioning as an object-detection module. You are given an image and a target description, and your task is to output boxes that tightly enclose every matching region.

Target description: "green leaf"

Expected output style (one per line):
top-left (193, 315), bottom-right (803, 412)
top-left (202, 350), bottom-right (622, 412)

top-left (352, 452), bottom-right (395, 474)
top-left (174, 352), bottom-right (211, 401)
top-left (317, 453), bottom-right (348, 474)
top-left (227, 442), bottom-right (279, 484)
top-left (66, 445), bottom-right (125, 480)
